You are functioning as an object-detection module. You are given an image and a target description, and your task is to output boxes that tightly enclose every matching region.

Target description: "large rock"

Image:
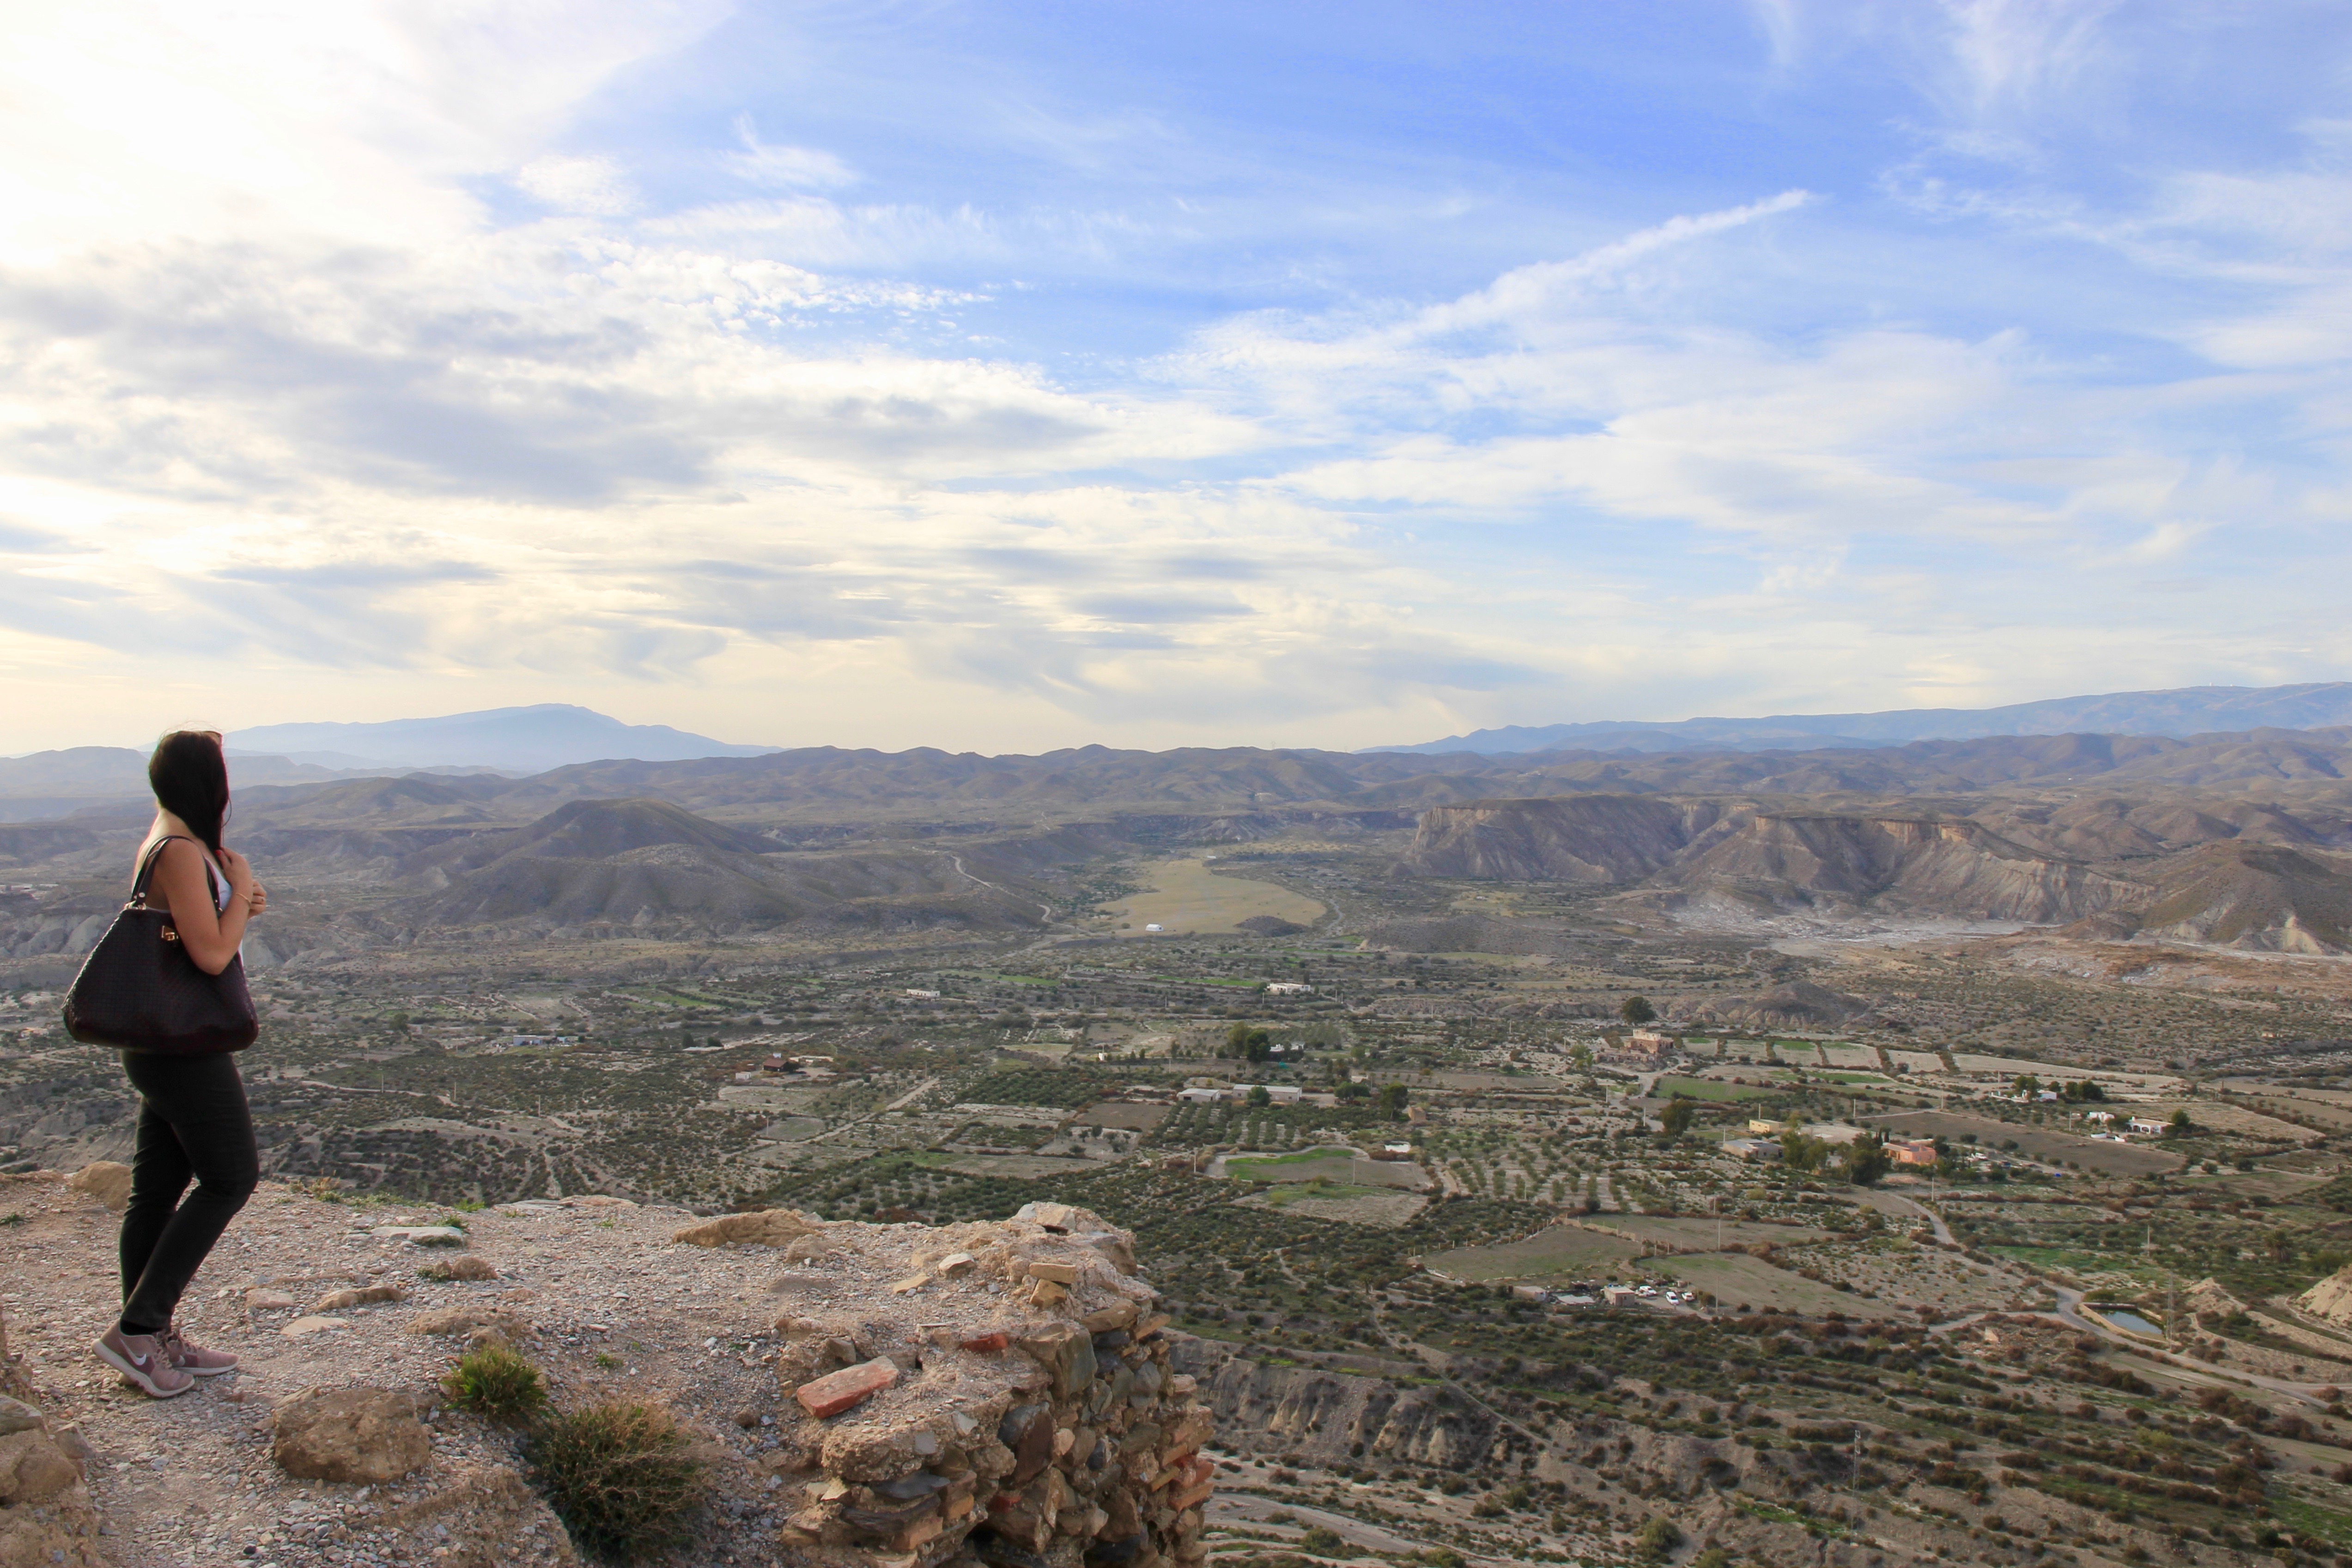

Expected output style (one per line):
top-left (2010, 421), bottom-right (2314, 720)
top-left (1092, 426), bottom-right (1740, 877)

top-left (311, 1284), bottom-right (407, 1312)
top-left (672, 1209), bottom-right (825, 1248)
top-left (0, 1315), bottom-right (120, 1568)
top-left (406, 1306), bottom-right (531, 1341)
top-left (272, 1388), bottom-right (432, 1484)
top-left (0, 1429), bottom-right (81, 1505)
top-left (65, 1162), bottom-right (131, 1213)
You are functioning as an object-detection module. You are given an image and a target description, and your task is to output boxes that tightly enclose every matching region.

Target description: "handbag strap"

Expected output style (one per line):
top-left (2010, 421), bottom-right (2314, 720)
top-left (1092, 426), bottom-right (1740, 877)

top-left (128, 835), bottom-right (192, 911)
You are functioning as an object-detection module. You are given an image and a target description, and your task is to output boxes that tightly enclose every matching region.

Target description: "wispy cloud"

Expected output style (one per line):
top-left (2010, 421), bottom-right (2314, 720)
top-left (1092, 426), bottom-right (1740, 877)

top-left (723, 115), bottom-right (857, 190)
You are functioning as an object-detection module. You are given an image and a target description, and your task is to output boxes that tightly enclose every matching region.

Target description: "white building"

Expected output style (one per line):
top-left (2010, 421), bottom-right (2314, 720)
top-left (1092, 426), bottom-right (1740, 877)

top-left (1265, 982), bottom-right (1314, 996)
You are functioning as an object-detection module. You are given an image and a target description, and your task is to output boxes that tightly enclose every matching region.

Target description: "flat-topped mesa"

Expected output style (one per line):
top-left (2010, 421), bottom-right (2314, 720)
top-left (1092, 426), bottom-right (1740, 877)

top-left (676, 1200), bottom-right (1211, 1568)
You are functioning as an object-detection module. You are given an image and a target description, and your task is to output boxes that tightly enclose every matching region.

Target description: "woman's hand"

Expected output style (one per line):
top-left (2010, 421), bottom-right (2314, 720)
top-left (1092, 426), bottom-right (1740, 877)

top-left (219, 847), bottom-right (266, 917)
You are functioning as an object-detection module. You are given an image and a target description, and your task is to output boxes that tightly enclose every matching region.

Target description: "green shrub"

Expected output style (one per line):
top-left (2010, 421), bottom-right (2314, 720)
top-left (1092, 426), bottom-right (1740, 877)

top-left (1637, 1517), bottom-right (1683, 1560)
top-left (442, 1343), bottom-right (545, 1423)
top-left (529, 1402), bottom-right (707, 1562)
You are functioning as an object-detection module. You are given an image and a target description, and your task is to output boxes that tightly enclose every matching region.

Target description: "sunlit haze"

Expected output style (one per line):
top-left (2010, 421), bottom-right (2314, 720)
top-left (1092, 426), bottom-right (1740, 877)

top-left (5, 0), bottom-right (2348, 753)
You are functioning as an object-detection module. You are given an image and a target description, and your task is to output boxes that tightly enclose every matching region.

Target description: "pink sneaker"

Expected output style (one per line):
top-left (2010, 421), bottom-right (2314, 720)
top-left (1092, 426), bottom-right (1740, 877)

top-left (161, 1325), bottom-right (238, 1376)
top-left (95, 1326), bottom-right (194, 1398)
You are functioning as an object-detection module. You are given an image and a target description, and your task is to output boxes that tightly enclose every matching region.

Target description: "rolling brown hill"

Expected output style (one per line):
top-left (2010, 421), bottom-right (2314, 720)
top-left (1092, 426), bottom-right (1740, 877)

top-left (1404, 794), bottom-right (2352, 951)
top-left (2130, 842), bottom-right (2352, 954)
top-left (382, 798), bottom-right (1069, 939)
top-left (415, 797), bottom-right (776, 875)
top-left (1398, 795), bottom-right (1728, 880)
top-left (1673, 812), bottom-right (2142, 923)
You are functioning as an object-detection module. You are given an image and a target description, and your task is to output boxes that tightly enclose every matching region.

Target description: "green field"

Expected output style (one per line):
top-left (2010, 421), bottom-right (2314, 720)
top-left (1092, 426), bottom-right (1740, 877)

top-left (1223, 1150), bottom-right (1426, 1190)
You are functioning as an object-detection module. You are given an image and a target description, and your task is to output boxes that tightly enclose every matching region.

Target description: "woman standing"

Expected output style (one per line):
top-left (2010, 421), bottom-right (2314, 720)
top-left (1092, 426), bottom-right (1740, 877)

top-left (93, 731), bottom-right (267, 1398)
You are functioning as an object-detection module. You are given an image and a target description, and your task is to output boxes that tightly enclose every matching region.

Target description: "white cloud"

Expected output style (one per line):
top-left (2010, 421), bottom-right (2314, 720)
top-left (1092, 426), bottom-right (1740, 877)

top-left (0, 0), bottom-right (731, 260)
top-left (517, 155), bottom-right (638, 215)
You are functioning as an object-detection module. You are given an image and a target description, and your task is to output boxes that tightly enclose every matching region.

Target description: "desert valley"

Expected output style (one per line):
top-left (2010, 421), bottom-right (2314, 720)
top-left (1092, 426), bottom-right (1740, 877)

top-left (6, 703), bottom-right (2352, 1568)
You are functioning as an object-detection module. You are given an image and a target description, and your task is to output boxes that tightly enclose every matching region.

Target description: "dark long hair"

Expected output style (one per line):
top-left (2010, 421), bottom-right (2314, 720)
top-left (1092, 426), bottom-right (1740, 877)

top-left (149, 730), bottom-right (230, 855)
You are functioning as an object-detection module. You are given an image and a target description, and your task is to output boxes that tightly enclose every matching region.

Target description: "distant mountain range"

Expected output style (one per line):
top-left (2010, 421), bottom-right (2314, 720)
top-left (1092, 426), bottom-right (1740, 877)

top-left (230, 704), bottom-right (774, 772)
top-left (6, 724), bottom-right (2352, 956)
top-left (1367, 682), bottom-right (2352, 755)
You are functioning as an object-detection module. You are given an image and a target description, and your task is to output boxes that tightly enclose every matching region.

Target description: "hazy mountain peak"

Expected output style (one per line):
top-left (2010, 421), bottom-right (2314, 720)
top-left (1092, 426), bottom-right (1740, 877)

top-left (229, 704), bottom-right (775, 773)
top-left (1370, 682), bottom-right (2352, 755)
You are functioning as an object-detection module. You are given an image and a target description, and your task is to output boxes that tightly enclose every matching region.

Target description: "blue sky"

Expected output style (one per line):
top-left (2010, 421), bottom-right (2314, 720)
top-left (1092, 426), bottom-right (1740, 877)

top-left (3, 0), bottom-right (2350, 752)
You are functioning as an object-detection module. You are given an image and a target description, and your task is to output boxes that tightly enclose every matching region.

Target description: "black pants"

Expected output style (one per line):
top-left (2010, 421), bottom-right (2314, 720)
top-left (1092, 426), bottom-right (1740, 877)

top-left (118, 1051), bottom-right (258, 1334)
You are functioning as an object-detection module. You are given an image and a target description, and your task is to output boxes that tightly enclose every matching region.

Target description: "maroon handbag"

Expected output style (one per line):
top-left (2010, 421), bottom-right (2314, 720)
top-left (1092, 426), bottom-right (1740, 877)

top-left (61, 837), bottom-right (258, 1055)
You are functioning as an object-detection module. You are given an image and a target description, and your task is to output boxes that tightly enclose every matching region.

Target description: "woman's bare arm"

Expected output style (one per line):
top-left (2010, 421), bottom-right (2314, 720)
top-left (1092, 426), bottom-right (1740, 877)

top-left (147, 839), bottom-right (256, 976)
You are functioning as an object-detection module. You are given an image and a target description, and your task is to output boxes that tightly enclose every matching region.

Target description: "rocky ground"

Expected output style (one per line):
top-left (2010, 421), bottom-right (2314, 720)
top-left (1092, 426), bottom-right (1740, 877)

top-left (0, 1174), bottom-right (1211, 1568)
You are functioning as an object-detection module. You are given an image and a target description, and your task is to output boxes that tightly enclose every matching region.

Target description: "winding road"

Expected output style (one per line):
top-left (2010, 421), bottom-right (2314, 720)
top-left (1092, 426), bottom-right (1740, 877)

top-left (2046, 1285), bottom-right (2335, 1406)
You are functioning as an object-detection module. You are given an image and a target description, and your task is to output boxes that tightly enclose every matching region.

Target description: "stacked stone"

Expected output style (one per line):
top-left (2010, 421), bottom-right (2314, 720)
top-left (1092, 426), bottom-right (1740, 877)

top-left (769, 1203), bottom-right (1215, 1568)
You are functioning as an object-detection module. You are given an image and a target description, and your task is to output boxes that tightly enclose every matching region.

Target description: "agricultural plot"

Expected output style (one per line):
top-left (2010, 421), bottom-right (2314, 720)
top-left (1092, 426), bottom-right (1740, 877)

top-left (1656, 1252), bottom-right (1907, 1319)
top-left (753, 1116), bottom-right (825, 1142)
top-left (1422, 1223), bottom-right (1644, 1282)
top-left (2215, 1084), bottom-right (2352, 1133)
top-left (2143, 1100), bottom-right (2320, 1143)
top-left (1222, 1149), bottom-right (1429, 1189)
top-left (1820, 1045), bottom-right (1884, 1070)
top-left (1598, 1215), bottom-right (1836, 1251)
top-left (1776, 1236), bottom-right (2029, 1313)
top-left (1412, 1069), bottom-right (1566, 1091)
top-left (1950, 1054), bottom-right (2187, 1095)
top-left (1651, 1075), bottom-right (1769, 1101)
top-left (1237, 1181), bottom-right (1430, 1228)
top-left (1066, 1101), bottom-right (1170, 1130)
top-left (1106, 857), bottom-right (1327, 936)
top-left (930, 1152), bottom-right (1096, 1179)
top-left (715, 1084), bottom-right (827, 1111)
top-left (1865, 1108), bottom-right (2185, 1175)
top-left (954, 1066), bottom-right (1113, 1107)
